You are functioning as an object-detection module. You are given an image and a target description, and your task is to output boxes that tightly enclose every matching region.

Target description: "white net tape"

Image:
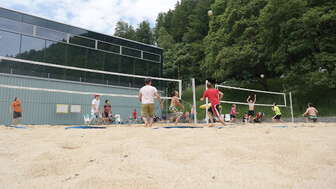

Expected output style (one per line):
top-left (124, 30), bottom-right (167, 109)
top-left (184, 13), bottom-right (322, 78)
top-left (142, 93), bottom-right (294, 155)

top-left (215, 84), bottom-right (287, 107)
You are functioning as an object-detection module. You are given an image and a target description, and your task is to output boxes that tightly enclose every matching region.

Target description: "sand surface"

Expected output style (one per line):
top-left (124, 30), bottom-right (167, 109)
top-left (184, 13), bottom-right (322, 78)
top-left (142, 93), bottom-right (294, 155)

top-left (0, 122), bottom-right (336, 189)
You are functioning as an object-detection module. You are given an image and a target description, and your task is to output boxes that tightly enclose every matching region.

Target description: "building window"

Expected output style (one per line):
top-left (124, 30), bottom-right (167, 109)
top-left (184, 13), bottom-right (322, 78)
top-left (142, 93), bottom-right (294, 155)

top-left (0, 17), bottom-right (33, 35)
top-left (36, 27), bottom-right (67, 42)
top-left (19, 35), bottom-right (46, 62)
top-left (69, 35), bottom-right (95, 48)
top-left (0, 30), bottom-right (21, 57)
top-left (122, 46), bottom-right (141, 58)
top-left (45, 40), bottom-right (67, 65)
top-left (98, 41), bottom-right (120, 54)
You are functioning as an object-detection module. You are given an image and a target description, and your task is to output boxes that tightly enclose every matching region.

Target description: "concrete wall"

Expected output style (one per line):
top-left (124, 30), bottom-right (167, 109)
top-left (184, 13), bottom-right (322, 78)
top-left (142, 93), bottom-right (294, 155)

top-left (0, 74), bottom-right (161, 125)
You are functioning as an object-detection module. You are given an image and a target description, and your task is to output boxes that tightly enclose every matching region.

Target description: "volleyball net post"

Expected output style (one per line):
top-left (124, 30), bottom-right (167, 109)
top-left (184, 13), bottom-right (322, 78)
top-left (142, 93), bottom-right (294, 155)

top-left (191, 78), bottom-right (197, 124)
top-left (205, 80), bottom-right (209, 124)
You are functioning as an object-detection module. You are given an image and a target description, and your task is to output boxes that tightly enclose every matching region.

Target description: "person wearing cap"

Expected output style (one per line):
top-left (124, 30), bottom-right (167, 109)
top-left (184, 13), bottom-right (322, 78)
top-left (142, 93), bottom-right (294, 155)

top-left (91, 94), bottom-right (100, 118)
top-left (139, 78), bottom-right (160, 127)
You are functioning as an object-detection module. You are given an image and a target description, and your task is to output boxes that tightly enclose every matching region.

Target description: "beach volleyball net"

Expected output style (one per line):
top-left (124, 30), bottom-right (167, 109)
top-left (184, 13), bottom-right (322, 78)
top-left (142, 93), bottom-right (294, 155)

top-left (214, 83), bottom-right (294, 122)
top-left (0, 56), bottom-right (182, 125)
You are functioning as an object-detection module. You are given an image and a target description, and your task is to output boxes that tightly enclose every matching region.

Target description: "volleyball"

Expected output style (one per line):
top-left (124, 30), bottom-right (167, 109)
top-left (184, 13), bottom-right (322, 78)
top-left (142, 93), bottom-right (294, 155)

top-left (208, 10), bottom-right (213, 16)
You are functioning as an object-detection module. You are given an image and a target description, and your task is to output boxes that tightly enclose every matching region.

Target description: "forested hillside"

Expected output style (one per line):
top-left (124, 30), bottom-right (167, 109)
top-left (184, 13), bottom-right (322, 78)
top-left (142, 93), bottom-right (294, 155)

top-left (115, 0), bottom-right (336, 115)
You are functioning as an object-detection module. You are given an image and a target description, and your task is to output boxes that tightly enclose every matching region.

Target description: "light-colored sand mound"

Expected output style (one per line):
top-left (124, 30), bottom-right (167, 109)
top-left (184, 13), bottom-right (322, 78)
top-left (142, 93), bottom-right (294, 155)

top-left (0, 123), bottom-right (335, 189)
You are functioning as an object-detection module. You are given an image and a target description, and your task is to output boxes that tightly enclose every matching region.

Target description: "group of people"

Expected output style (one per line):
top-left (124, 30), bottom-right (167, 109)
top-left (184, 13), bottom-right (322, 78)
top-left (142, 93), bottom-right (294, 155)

top-left (7, 79), bottom-right (320, 126)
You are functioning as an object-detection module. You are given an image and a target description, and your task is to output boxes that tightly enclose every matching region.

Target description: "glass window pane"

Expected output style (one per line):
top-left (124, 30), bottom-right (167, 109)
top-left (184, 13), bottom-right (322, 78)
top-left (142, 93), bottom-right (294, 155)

top-left (120, 56), bottom-right (134, 87)
top-left (67, 44), bottom-right (87, 68)
top-left (120, 56), bottom-right (134, 74)
top-left (0, 17), bottom-right (33, 34)
top-left (0, 59), bottom-right (12, 74)
top-left (18, 35), bottom-right (45, 62)
top-left (86, 72), bottom-right (105, 85)
top-left (87, 49), bottom-right (104, 70)
top-left (45, 40), bottom-right (67, 65)
top-left (148, 63), bottom-right (161, 77)
top-left (134, 59), bottom-right (147, 75)
top-left (0, 8), bottom-right (22, 22)
top-left (98, 41), bottom-right (120, 53)
top-left (0, 30), bottom-right (20, 57)
top-left (22, 15), bottom-right (71, 34)
top-left (86, 49), bottom-right (105, 84)
top-left (121, 47), bottom-right (141, 58)
top-left (69, 35), bottom-right (95, 48)
top-left (7, 60), bottom-right (47, 78)
top-left (104, 53), bottom-right (120, 72)
top-left (143, 52), bottom-right (160, 62)
top-left (45, 66), bottom-right (65, 80)
top-left (65, 69), bottom-right (86, 82)
top-left (36, 26), bottom-right (67, 42)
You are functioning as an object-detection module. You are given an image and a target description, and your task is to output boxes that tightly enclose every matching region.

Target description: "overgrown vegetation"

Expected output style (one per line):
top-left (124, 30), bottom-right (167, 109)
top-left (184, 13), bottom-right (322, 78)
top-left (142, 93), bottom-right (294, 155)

top-left (115, 0), bottom-right (336, 117)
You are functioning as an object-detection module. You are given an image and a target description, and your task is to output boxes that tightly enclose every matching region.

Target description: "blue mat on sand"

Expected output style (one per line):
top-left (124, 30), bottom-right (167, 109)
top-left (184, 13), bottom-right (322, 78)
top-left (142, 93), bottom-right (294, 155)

top-left (65, 126), bottom-right (106, 129)
top-left (272, 126), bottom-right (288, 128)
top-left (153, 126), bottom-right (203, 129)
top-left (4, 125), bottom-right (27, 129)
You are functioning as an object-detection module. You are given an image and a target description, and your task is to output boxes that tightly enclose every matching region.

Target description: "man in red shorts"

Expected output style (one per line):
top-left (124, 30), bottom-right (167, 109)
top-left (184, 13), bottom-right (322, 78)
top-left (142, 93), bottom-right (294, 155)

top-left (201, 82), bottom-right (226, 126)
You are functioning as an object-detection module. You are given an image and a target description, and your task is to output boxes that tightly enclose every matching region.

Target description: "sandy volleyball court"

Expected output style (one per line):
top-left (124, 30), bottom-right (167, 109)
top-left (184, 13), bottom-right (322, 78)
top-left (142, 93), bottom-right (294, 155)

top-left (0, 123), bottom-right (335, 189)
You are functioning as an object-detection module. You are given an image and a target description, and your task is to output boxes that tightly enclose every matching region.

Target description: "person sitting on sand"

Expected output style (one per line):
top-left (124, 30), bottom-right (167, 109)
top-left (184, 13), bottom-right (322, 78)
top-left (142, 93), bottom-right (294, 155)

top-left (242, 113), bottom-right (249, 124)
top-left (169, 91), bottom-right (185, 124)
top-left (230, 104), bottom-right (238, 123)
top-left (303, 103), bottom-right (318, 122)
top-left (272, 103), bottom-right (282, 122)
top-left (102, 100), bottom-right (113, 123)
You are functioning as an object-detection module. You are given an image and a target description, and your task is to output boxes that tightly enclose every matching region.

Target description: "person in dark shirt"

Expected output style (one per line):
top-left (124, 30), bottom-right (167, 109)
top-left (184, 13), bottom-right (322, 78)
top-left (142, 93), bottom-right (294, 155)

top-left (102, 100), bottom-right (113, 123)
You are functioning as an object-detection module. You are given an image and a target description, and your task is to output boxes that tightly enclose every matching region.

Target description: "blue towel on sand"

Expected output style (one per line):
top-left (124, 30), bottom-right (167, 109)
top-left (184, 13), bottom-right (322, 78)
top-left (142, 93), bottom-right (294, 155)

top-left (153, 126), bottom-right (202, 129)
top-left (4, 125), bottom-right (27, 129)
top-left (272, 126), bottom-right (288, 128)
top-left (65, 126), bottom-right (106, 129)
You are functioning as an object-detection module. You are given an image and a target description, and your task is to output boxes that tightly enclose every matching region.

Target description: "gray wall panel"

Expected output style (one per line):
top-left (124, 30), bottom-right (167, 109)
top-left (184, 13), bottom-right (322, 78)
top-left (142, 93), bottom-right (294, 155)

top-left (0, 74), bottom-right (161, 125)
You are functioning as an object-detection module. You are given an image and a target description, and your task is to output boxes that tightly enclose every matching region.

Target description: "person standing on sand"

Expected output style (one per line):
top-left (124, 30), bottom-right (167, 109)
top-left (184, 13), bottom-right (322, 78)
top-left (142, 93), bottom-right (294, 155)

top-left (169, 91), bottom-right (185, 124)
top-left (139, 78), bottom-right (161, 127)
top-left (201, 82), bottom-right (225, 126)
top-left (91, 94), bottom-right (100, 119)
top-left (11, 97), bottom-right (22, 125)
top-left (247, 94), bottom-right (256, 122)
top-left (303, 103), bottom-right (319, 122)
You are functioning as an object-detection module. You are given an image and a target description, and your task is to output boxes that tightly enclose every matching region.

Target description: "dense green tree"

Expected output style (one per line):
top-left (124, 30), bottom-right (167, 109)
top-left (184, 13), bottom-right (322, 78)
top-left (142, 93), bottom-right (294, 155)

top-left (135, 21), bottom-right (154, 45)
top-left (114, 21), bottom-right (136, 40)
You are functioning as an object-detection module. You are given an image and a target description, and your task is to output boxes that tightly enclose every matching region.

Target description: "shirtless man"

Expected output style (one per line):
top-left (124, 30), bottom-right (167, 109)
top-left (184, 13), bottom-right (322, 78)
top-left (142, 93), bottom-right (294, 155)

top-left (247, 94), bottom-right (256, 122)
top-left (303, 103), bottom-right (319, 122)
top-left (169, 91), bottom-right (184, 124)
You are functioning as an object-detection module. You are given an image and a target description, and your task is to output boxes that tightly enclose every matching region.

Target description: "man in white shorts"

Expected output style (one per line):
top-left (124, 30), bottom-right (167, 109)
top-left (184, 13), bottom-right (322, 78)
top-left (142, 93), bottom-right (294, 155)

top-left (139, 78), bottom-right (161, 127)
top-left (91, 94), bottom-right (100, 118)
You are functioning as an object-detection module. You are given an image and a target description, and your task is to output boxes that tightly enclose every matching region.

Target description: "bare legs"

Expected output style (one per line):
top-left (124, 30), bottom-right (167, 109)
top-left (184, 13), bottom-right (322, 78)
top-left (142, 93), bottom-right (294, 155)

top-left (142, 117), bottom-right (154, 127)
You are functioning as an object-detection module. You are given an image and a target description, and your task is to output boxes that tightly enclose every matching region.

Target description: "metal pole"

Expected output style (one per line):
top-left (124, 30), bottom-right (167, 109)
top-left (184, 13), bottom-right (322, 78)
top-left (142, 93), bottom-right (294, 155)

top-left (179, 80), bottom-right (182, 99)
top-left (191, 78), bottom-right (197, 124)
top-left (205, 80), bottom-right (209, 124)
top-left (289, 92), bottom-right (294, 123)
